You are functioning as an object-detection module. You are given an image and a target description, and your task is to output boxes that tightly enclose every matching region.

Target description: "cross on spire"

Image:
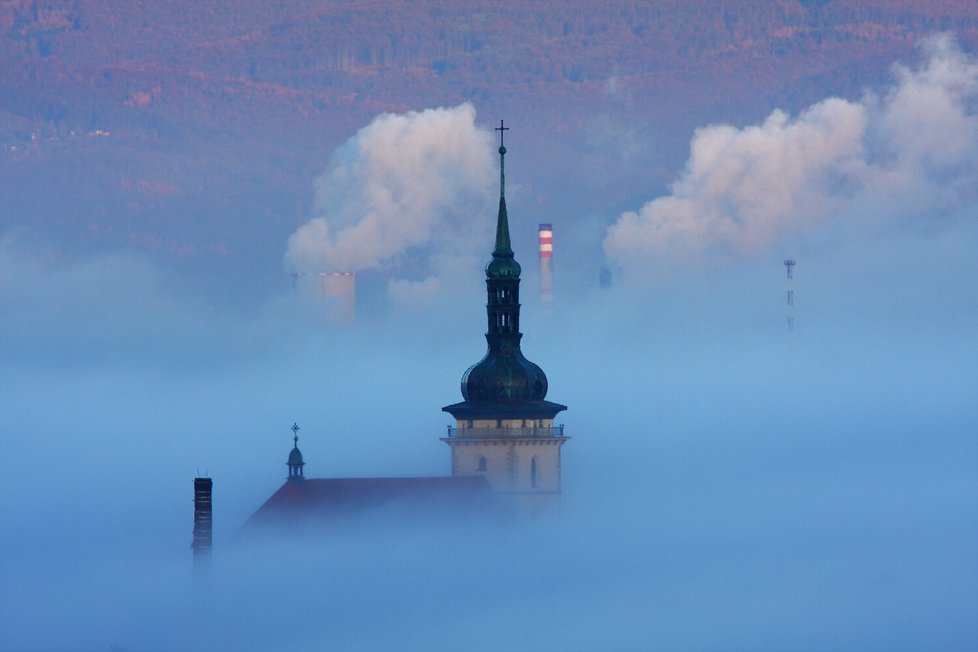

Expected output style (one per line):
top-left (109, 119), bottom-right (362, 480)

top-left (495, 119), bottom-right (509, 200)
top-left (495, 120), bottom-right (509, 149)
top-left (291, 422), bottom-right (300, 446)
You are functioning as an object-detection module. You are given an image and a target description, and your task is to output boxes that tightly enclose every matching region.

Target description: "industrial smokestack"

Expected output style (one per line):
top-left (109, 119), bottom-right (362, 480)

top-left (538, 224), bottom-right (553, 306)
top-left (321, 272), bottom-right (356, 325)
top-left (192, 477), bottom-right (212, 560)
top-left (784, 259), bottom-right (795, 331)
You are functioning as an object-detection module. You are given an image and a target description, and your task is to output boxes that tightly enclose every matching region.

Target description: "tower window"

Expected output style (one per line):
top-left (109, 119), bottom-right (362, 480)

top-left (477, 456), bottom-right (487, 472)
top-left (530, 456), bottom-right (538, 488)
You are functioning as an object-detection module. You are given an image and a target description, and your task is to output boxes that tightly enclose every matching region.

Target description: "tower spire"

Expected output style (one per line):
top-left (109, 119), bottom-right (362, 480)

top-left (492, 120), bottom-right (513, 259)
top-left (496, 119), bottom-right (509, 199)
top-left (445, 121), bottom-right (560, 404)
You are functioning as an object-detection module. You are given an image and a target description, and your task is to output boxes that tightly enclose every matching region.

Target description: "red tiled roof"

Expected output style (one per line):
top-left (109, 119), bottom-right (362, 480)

top-left (240, 476), bottom-right (498, 533)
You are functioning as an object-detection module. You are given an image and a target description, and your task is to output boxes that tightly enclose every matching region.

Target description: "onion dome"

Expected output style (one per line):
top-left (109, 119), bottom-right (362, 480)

top-left (461, 348), bottom-right (548, 401)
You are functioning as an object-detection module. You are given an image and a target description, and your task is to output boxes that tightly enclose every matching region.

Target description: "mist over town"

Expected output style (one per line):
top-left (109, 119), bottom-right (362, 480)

top-left (1, 3), bottom-right (976, 650)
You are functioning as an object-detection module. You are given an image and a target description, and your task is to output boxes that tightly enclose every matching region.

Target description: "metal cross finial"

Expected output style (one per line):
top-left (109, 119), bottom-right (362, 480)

top-left (291, 422), bottom-right (300, 445)
top-left (495, 120), bottom-right (509, 148)
top-left (495, 120), bottom-right (509, 198)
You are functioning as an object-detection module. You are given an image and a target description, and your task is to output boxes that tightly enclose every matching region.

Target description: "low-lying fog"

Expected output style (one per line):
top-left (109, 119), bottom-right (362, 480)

top-left (1, 219), bottom-right (975, 651)
top-left (2, 36), bottom-right (977, 651)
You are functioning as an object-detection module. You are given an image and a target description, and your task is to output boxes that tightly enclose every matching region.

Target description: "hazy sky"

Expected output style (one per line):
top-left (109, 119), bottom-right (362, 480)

top-left (1, 15), bottom-right (977, 652)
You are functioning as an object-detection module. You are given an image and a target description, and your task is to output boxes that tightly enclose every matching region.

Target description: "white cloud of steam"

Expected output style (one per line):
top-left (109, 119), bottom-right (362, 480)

top-left (387, 275), bottom-right (441, 310)
top-left (604, 34), bottom-right (978, 268)
top-left (285, 104), bottom-right (495, 300)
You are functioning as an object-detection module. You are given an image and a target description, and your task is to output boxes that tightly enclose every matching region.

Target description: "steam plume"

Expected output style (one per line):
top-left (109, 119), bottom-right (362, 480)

top-left (285, 104), bottom-right (495, 301)
top-left (604, 34), bottom-right (978, 270)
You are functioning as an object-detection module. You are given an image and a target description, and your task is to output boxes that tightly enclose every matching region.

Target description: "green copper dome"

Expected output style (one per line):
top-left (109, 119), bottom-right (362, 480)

top-left (461, 348), bottom-right (548, 401)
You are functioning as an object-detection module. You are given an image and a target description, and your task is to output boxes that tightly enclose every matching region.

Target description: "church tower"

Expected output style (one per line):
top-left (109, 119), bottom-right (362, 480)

top-left (442, 122), bottom-right (569, 514)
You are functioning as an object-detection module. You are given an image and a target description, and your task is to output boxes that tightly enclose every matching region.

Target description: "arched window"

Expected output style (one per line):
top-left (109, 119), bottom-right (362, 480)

top-left (477, 456), bottom-right (487, 472)
top-left (530, 456), bottom-right (538, 488)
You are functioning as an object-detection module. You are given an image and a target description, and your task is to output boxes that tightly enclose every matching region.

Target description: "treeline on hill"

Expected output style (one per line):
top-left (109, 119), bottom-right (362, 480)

top-left (3, 0), bottom-right (978, 145)
top-left (4, 1), bottom-right (978, 77)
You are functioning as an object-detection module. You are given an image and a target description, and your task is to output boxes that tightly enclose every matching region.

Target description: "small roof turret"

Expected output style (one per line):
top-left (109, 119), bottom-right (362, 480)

top-left (287, 422), bottom-right (305, 481)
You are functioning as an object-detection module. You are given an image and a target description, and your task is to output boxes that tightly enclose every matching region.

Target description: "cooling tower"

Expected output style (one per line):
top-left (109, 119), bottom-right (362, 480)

top-left (321, 272), bottom-right (356, 325)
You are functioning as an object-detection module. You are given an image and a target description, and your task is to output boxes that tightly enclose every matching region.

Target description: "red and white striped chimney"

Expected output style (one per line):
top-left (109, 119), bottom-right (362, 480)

top-left (538, 223), bottom-right (553, 306)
